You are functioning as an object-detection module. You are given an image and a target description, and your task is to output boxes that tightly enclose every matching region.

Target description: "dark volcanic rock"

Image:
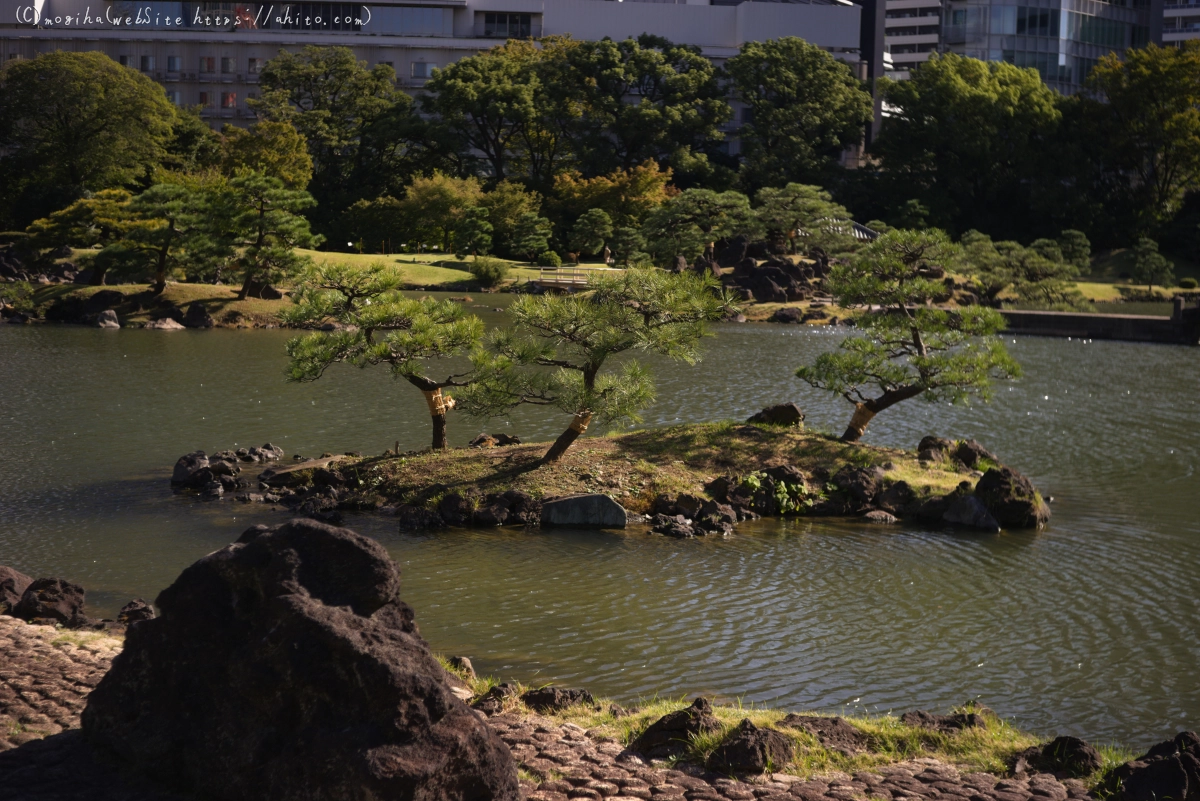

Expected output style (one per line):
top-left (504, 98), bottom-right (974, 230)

top-left (393, 503), bottom-right (441, 531)
top-left (747, 403), bottom-right (805, 427)
top-left (832, 466), bottom-right (884, 511)
top-left (170, 451), bottom-right (209, 486)
top-left (706, 719), bottom-right (794, 773)
top-left (80, 518), bottom-right (519, 801)
top-left (770, 307), bottom-right (804, 324)
top-left (900, 710), bottom-right (986, 733)
top-left (1030, 736), bottom-right (1104, 779)
top-left (181, 302), bottom-right (215, 329)
top-left (779, 715), bottom-right (868, 756)
top-left (877, 481), bottom-right (914, 515)
top-left (0, 565), bottom-right (33, 613)
top-left (630, 697), bottom-right (722, 759)
top-left (14, 578), bottom-right (87, 626)
top-left (438, 492), bottom-right (474, 526)
top-left (974, 466), bottom-right (1050, 528)
top-left (954, 439), bottom-right (999, 469)
top-left (472, 683), bottom-right (519, 716)
top-left (520, 687), bottom-right (595, 713)
top-left (1107, 731), bottom-right (1200, 801)
top-left (942, 495), bottom-right (1001, 532)
top-left (652, 514), bottom-right (695, 539)
top-left (116, 599), bottom-right (155, 625)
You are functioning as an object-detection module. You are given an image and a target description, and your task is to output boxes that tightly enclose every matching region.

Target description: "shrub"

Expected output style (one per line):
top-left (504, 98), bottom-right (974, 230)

top-left (537, 250), bottom-right (562, 267)
top-left (1180, 277), bottom-right (1198, 289)
top-left (469, 256), bottom-right (510, 287)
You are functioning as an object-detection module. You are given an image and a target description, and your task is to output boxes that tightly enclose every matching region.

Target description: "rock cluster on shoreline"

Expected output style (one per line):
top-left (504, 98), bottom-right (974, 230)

top-left (1, 564), bottom-right (153, 633)
top-left (165, 423), bottom-right (1051, 537)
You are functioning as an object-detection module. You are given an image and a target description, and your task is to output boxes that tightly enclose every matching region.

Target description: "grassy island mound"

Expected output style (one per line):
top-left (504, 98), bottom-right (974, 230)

top-left (334, 422), bottom-right (984, 519)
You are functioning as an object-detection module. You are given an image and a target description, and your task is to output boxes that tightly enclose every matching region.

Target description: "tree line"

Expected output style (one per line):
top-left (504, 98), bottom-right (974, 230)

top-left (3, 40), bottom-right (1199, 274)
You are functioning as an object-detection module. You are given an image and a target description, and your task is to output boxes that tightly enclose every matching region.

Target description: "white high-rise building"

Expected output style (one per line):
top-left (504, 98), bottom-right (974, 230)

top-left (1, 0), bottom-right (868, 128)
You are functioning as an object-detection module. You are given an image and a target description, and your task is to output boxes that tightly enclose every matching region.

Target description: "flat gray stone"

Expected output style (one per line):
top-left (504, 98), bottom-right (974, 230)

top-left (541, 494), bottom-right (627, 528)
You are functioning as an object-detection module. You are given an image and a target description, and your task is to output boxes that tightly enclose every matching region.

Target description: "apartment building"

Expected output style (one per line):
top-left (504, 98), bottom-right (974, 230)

top-left (0, 0), bottom-right (873, 129)
top-left (884, 0), bottom-right (941, 77)
top-left (1163, 0), bottom-right (1199, 43)
top-left (884, 0), bottom-right (1163, 92)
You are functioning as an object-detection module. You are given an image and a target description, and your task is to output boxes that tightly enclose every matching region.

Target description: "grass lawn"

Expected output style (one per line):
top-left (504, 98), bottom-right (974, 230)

top-left (300, 249), bottom-right (547, 287)
top-left (348, 422), bottom-right (971, 515)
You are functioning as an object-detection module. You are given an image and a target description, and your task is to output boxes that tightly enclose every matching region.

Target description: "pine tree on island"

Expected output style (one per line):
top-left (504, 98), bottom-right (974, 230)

top-left (459, 268), bottom-right (735, 463)
top-left (282, 262), bottom-right (483, 450)
top-left (797, 229), bottom-right (1022, 442)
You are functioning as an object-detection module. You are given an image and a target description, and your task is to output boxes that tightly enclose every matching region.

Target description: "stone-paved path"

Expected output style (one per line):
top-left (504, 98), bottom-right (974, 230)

top-left (0, 616), bottom-right (1091, 801)
top-left (486, 714), bottom-right (1092, 801)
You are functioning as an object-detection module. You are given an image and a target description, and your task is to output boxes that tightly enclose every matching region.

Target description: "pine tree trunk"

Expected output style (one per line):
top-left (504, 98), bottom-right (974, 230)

top-left (418, 385), bottom-right (455, 450)
top-left (431, 412), bottom-right (448, 450)
top-left (543, 412), bottom-right (591, 463)
top-left (839, 386), bottom-right (926, 442)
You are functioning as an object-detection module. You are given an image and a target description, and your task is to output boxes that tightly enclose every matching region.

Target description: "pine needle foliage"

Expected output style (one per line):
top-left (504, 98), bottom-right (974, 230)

top-left (797, 229), bottom-right (1021, 442)
top-left (281, 262), bottom-right (483, 449)
top-left (459, 268), bottom-right (735, 461)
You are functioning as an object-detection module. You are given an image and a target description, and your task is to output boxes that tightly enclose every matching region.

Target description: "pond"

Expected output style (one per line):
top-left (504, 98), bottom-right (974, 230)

top-left (1, 303), bottom-right (1197, 748)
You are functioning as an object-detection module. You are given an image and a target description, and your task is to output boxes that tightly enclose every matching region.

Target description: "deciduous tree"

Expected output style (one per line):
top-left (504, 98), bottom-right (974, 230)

top-left (221, 120), bottom-right (314, 189)
top-left (0, 51), bottom-right (176, 230)
top-left (797, 229), bottom-right (1021, 441)
top-left (872, 54), bottom-right (1061, 239)
top-left (726, 37), bottom-right (872, 191)
top-left (1088, 43), bottom-right (1200, 230)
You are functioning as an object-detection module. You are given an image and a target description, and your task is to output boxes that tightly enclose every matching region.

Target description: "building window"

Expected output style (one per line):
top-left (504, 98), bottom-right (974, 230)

top-left (167, 55), bottom-right (181, 72)
top-left (739, 107), bottom-right (753, 123)
top-left (379, 61), bottom-right (393, 67)
top-left (221, 57), bottom-right (236, 73)
top-left (199, 91), bottom-right (213, 108)
top-left (200, 57), bottom-right (215, 73)
top-left (166, 90), bottom-right (182, 105)
top-left (119, 55), bottom-right (130, 66)
top-left (483, 12), bottom-right (532, 38)
top-left (140, 55), bottom-right (155, 71)
top-left (221, 92), bottom-right (237, 109)
top-left (411, 62), bottom-right (436, 79)
top-left (248, 58), bottom-right (262, 73)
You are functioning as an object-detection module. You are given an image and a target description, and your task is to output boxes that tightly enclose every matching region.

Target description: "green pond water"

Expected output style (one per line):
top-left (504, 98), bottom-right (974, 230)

top-left (1, 300), bottom-right (1198, 748)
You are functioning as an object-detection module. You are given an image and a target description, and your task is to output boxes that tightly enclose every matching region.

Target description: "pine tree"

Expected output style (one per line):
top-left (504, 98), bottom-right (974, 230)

top-left (797, 229), bottom-right (1021, 442)
top-left (282, 262), bottom-right (484, 450)
top-left (459, 268), bottom-right (734, 462)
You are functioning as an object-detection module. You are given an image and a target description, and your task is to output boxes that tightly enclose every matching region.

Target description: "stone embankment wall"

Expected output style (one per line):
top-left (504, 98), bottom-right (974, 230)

top-left (999, 299), bottom-right (1200, 345)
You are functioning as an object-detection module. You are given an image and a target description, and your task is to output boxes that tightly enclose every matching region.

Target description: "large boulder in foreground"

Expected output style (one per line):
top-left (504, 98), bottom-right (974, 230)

top-left (540, 494), bottom-right (627, 528)
top-left (81, 518), bottom-right (519, 801)
top-left (1106, 731), bottom-right (1200, 801)
top-left (974, 466), bottom-right (1050, 528)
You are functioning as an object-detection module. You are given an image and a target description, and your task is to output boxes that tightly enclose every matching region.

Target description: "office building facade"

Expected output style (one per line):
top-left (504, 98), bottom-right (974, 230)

top-left (885, 0), bottom-right (1163, 93)
top-left (1, 0), bottom-right (870, 128)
